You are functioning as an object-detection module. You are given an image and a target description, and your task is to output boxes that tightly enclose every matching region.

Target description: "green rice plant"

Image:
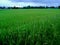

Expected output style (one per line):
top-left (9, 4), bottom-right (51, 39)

top-left (0, 9), bottom-right (60, 45)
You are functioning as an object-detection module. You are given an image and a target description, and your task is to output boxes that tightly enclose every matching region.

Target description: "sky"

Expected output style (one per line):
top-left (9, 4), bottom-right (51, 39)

top-left (0, 0), bottom-right (60, 7)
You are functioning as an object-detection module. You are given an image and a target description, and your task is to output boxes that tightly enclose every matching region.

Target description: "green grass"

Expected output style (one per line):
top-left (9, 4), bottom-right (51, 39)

top-left (0, 9), bottom-right (60, 45)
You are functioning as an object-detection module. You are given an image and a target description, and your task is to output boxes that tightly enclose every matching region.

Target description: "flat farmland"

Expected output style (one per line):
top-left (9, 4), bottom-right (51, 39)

top-left (0, 9), bottom-right (60, 45)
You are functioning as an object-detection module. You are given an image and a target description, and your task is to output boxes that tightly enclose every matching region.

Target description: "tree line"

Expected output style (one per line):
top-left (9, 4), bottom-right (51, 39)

top-left (0, 6), bottom-right (60, 9)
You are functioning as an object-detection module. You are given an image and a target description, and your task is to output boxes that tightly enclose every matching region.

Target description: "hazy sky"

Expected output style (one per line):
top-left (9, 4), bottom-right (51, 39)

top-left (0, 0), bottom-right (60, 7)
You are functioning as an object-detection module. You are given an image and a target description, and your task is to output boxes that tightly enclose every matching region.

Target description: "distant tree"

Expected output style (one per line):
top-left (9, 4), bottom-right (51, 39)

top-left (39, 6), bottom-right (45, 8)
top-left (45, 6), bottom-right (49, 8)
top-left (7, 6), bottom-right (20, 9)
top-left (0, 7), bottom-right (2, 9)
top-left (0, 6), bottom-right (5, 9)
top-left (7, 7), bottom-right (11, 9)
top-left (3, 6), bottom-right (5, 9)
top-left (58, 6), bottom-right (60, 8)
top-left (24, 5), bottom-right (44, 9)
top-left (27, 5), bottom-right (31, 8)
top-left (12, 6), bottom-right (20, 9)
top-left (49, 6), bottom-right (55, 8)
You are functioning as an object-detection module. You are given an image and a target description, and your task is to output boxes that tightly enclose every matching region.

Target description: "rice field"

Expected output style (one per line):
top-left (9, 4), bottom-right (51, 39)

top-left (0, 9), bottom-right (60, 45)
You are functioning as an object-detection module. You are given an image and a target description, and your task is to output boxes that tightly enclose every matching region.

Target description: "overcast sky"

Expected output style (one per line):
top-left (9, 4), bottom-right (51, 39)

top-left (0, 0), bottom-right (60, 7)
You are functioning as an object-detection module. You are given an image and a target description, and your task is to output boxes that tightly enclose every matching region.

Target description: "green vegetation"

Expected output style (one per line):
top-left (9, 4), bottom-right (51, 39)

top-left (0, 9), bottom-right (60, 45)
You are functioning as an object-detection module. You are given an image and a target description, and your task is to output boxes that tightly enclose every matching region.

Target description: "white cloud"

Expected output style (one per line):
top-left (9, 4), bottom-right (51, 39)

top-left (0, 0), bottom-right (59, 7)
top-left (0, 0), bottom-right (46, 7)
